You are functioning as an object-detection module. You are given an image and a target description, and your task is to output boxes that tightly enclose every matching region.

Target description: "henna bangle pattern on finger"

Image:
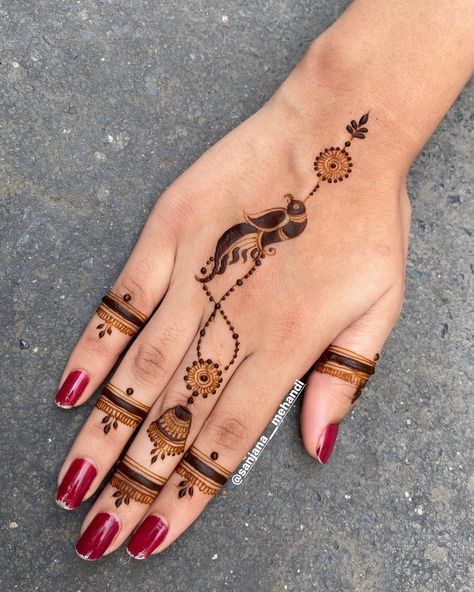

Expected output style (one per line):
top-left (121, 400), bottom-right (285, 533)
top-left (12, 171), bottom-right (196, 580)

top-left (147, 405), bottom-right (192, 463)
top-left (175, 447), bottom-right (231, 497)
top-left (95, 384), bottom-right (150, 433)
top-left (96, 291), bottom-right (148, 338)
top-left (315, 344), bottom-right (379, 403)
top-left (186, 114), bottom-right (370, 404)
top-left (110, 455), bottom-right (166, 506)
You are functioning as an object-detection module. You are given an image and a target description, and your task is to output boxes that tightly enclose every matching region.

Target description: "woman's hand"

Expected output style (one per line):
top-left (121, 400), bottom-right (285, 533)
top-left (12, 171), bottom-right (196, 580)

top-left (54, 42), bottom-right (411, 558)
top-left (53, 0), bottom-right (474, 556)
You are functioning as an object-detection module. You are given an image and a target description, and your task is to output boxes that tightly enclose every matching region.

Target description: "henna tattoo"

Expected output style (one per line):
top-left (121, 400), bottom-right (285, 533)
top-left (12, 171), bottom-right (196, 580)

top-left (197, 196), bottom-right (307, 283)
top-left (143, 116), bottom-right (370, 470)
top-left (185, 359), bottom-right (222, 399)
top-left (315, 344), bottom-right (378, 403)
top-left (110, 455), bottom-right (166, 506)
top-left (147, 405), bottom-right (192, 463)
top-left (95, 383), bottom-right (150, 433)
top-left (184, 114), bottom-right (370, 401)
top-left (175, 447), bottom-right (231, 498)
top-left (95, 291), bottom-right (148, 338)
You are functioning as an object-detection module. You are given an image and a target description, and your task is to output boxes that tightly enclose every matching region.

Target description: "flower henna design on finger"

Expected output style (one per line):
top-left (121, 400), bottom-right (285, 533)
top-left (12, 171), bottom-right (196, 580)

top-left (95, 383), bottom-right (150, 434)
top-left (147, 114), bottom-right (370, 466)
top-left (176, 447), bottom-right (231, 498)
top-left (96, 291), bottom-right (148, 338)
top-left (110, 455), bottom-right (166, 506)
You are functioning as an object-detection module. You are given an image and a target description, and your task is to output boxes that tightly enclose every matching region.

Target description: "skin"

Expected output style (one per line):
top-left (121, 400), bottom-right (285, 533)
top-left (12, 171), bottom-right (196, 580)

top-left (55, 0), bottom-right (473, 557)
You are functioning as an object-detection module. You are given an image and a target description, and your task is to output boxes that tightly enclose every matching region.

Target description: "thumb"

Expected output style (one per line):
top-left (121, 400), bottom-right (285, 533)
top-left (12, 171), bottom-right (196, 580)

top-left (300, 289), bottom-right (402, 463)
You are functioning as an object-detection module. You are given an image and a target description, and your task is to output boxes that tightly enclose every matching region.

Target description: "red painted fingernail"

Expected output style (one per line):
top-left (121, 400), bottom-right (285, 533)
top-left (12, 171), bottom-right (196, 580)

top-left (316, 423), bottom-right (340, 464)
top-left (55, 459), bottom-right (97, 510)
top-left (75, 513), bottom-right (119, 561)
top-left (127, 515), bottom-right (168, 560)
top-left (55, 370), bottom-right (89, 408)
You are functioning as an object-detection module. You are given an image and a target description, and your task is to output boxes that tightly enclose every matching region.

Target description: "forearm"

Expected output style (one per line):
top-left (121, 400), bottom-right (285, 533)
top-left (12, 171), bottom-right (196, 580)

top-left (272, 0), bottom-right (473, 176)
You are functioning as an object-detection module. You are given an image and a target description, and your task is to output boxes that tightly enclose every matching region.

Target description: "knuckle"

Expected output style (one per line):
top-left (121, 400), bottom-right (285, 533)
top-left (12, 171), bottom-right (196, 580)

top-left (132, 341), bottom-right (167, 384)
top-left (156, 188), bottom-right (199, 237)
top-left (208, 415), bottom-right (248, 452)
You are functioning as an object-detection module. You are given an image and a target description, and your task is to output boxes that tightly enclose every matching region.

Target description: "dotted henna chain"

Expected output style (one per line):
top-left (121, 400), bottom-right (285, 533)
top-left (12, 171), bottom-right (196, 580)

top-left (183, 113), bottom-right (370, 405)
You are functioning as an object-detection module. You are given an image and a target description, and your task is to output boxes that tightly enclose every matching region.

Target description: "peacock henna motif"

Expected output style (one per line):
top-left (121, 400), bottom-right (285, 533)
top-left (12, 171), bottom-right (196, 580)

top-left (145, 115), bottom-right (370, 466)
top-left (176, 447), bottom-right (230, 498)
top-left (95, 291), bottom-right (148, 338)
top-left (110, 455), bottom-right (166, 506)
top-left (147, 405), bottom-right (192, 463)
top-left (185, 114), bottom-right (370, 403)
top-left (95, 383), bottom-right (150, 433)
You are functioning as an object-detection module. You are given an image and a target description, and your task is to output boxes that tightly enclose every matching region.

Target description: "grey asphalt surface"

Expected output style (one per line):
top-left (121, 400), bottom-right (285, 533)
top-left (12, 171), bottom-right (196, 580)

top-left (1, 1), bottom-right (472, 591)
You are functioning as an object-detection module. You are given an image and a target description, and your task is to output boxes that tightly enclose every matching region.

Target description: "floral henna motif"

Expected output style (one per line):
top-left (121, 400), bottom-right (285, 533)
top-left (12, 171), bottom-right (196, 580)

top-left (185, 359), bottom-right (222, 399)
top-left (315, 147), bottom-right (352, 182)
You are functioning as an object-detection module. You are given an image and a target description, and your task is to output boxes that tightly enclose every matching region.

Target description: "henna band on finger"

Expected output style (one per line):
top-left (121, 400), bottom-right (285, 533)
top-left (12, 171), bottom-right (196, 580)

top-left (175, 447), bottom-right (231, 498)
top-left (95, 383), bottom-right (150, 433)
top-left (110, 455), bottom-right (166, 506)
top-left (95, 290), bottom-right (148, 338)
top-left (315, 345), bottom-right (379, 403)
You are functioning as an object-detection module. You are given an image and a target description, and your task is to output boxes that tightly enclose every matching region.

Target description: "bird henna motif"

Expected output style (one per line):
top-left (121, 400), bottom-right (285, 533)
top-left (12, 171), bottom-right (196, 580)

top-left (148, 113), bottom-right (370, 473)
top-left (186, 113), bottom-right (369, 400)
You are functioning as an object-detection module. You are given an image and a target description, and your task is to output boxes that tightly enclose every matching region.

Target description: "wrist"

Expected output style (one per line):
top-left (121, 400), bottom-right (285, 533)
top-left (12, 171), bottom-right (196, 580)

top-left (268, 0), bottom-right (473, 183)
top-left (270, 36), bottom-right (416, 177)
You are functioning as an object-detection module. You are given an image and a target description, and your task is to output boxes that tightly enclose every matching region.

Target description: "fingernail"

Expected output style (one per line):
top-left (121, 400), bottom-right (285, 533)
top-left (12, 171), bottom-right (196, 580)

top-left (316, 423), bottom-right (340, 464)
top-left (55, 370), bottom-right (89, 408)
top-left (55, 459), bottom-right (97, 510)
top-left (127, 515), bottom-right (168, 560)
top-left (75, 513), bottom-right (119, 561)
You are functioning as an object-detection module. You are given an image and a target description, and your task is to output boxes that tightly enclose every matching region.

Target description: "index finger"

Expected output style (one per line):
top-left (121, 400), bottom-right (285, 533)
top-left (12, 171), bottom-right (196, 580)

top-left (54, 211), bottom-right (175, 408)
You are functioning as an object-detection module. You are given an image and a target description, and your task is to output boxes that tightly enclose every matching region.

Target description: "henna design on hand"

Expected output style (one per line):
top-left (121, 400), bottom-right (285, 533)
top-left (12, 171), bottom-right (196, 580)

top-left (186, 114), bottom-right (370, 401)
top-left (147, 405), bottom-right (192, 463)
top-left (96, 291), bottom-right (148, 338)
top-left (175, 447), bottom-right (231, 498)
top-left (145, 116), bottom-right (370, 465)
top-left (95, 384), bottom-right (150, 434)
top-left (110, 455), bottom-right (166, 506)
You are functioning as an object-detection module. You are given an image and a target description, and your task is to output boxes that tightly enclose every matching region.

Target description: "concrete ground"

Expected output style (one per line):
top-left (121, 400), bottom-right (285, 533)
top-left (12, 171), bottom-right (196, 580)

top-left (1, 1), bottom-right (472, 591)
